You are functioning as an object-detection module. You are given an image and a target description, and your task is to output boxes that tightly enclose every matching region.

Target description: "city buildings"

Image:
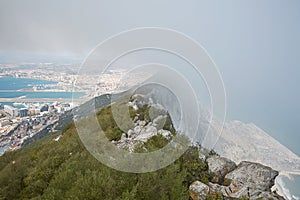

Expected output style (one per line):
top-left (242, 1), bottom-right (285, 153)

top-left (4, 105), bottom-right (19, 117)
top-left (0, 119), bottom-right (10, 128)
top-left (19, 108), bottom-right (28, 117)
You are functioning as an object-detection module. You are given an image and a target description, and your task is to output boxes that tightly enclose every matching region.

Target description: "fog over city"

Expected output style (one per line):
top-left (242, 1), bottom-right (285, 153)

top-left (1, 0), bottom-right (299, 157)
top-left (0, 1), bottom-right (300, 199)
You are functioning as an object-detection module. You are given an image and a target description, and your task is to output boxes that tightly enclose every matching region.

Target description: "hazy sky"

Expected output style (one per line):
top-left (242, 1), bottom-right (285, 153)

top-left (0, 0), bottom-right (300, 155)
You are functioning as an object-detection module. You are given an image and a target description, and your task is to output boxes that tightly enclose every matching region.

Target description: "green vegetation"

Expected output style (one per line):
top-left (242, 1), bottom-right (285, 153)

top-left (0, 103), bottom-right (211, 199)
top-left (97, 105), bottom-right (124, 141)
top-left (97, 101), bottom-right (175, 151)
top-left (135, 134), bottom-right (169, 153)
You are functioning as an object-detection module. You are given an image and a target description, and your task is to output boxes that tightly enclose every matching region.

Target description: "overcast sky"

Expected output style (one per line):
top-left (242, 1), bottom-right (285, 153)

top-left (0, 0), bottom-right (300, 155)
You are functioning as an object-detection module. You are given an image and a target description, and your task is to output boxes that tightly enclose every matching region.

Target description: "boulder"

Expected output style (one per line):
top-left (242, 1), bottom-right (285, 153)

top-left (152, 115), bottom-right (167, 128)
top-left (133, 116), bottom-right (139, 123)
top-left (133, 126), bottom-right (142, 135)
top-left (198, 147), bottom-right (210, 162)
top-left (120, 133), bottom-right (127, 141)
top-left (134, 125), bottom-right (157, 142)
top-left (190, 161), bottom-right (284, 200)
top-left (225, 161), bottom-right (278, 191)
top-left (189, 181), bottom-right (210, 200)
top-left (158, 129), bottom-right (172, 140)
top-left (127, 129), bottom-right (135, 138)
top-left (206, 155), bottom-right (237, 184)
top-left (128, 100), bottom-right (139, 110)
top-left (217, 161), bottom-right (281, 199)
top-left (138, 120), bottom-right (147, 127)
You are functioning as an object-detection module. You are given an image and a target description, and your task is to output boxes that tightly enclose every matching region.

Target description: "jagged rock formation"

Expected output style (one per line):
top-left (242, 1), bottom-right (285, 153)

top-left (207, 155), bottom-right (236, 184)
top-left (225, 161), bottom-right (278, 193)
top-left (190, 155), bottom-right (285, 200)
top-left (113, 121), bottom-right (172, 153)
top-left (189, 181), bottom-right (210, 200)
top-left (112, 95), bottom-right (174, 152)
top-left (107, 94), bottom-right (286, 200)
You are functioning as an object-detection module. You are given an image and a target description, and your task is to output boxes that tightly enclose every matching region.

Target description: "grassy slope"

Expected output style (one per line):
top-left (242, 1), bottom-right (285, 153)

top-left (0, 104), bottom-right (210, 200)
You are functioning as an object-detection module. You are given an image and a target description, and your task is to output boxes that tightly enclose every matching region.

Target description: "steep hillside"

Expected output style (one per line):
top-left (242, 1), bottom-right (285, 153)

top-left (0, 97), bottom-right (210, 200)
top-left (0, 94), bottom-right (285, 200)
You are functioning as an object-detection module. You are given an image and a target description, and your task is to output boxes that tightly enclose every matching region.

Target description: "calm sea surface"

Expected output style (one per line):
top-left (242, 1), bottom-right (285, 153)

top-left (278, 175), bottom-right (300, 200)
top-left (0, 77), bottom-right (56, 90)
top-left (0, 77), bottom-right (84, 99)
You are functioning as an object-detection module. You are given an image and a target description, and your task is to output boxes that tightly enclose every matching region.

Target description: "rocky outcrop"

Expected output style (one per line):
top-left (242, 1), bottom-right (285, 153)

top-left (207, 155), bottom-right (236, 184)
top-left (110, 94), bottom-right (285, 199)
top-left (189, 181), bottom-right (210, 200)
top-left (225, 161), bottom-right (278, 192)
top-left (198, 147), bottom-right (210, 162)
top-left (114, 96), bottom-right (173, 152)
top-left (114, 121), bottom-right (172, 152)
top-left (190, 159), bottom-right (285, 200)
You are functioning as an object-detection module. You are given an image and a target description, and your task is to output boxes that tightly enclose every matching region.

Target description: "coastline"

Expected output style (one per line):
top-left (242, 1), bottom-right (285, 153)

top-left (0, 75), bottom-right (79, 92)
top-left (273, 171), bottom-right (300, 200)
top-left (272, 175), bottom-right (288, 199)
top-left (0, 77), bottom-right (297, 199)
top-left (0, 76), bottom-right (87, 100)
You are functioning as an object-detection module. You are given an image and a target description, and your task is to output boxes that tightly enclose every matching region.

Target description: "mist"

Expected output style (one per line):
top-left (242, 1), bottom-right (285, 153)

top-left (0, 0), bottom-right (300, 155)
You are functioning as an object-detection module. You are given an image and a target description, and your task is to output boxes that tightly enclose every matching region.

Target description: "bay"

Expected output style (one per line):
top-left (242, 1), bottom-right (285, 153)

top-left (0, 76), bottom-right (56, 90)
top-left (0, 91), bottom-right (83, 98)
top-left (0, 77), bottom-right (84, 99)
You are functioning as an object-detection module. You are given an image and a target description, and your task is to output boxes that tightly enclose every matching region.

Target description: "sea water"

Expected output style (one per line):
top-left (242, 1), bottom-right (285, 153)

top-left (0, 77), bottom-right (84, 155)
top-left (0, 76), bottom-right (56, 90)
top-left (0, 77), bottom-right (84, 99)
top-left (277, 174), bottom-right (300, 200)
top-left (0, 91), bottom-right (83, 98)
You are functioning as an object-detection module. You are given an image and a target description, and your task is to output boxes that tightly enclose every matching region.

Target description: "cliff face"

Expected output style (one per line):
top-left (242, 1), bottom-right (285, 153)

top-left (190, 154), bottom-right (285, 200)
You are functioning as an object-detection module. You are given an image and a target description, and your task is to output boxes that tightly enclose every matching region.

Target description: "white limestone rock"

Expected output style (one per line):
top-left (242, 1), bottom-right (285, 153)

top-left (189, 181), bottom-right (210, 200)
top-left (206, 155), bottom-right (236, 184)
top-left (135, 125), bottom-right (157, 142)
top-left (158, 129), bottom-right (172, 140)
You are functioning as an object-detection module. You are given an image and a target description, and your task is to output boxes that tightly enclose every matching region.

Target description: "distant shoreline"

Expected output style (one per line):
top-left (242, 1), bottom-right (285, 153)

top-left (0, 89), bottom-right (85, 93)
top-left (0, 75), bottom-right (82, 93)
top-left (0, 76), bottom-right (87, 100)
top-left (273, 176), bottom-right (287, 199)
top-left (272, 171), bottom-right (300, 200)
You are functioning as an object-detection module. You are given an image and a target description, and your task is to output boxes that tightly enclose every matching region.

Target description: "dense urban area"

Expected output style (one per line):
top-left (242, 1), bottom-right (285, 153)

top-left (0, 101), bottom-right (71, 153)
top-left (0, 62), bottom-right (148, 155)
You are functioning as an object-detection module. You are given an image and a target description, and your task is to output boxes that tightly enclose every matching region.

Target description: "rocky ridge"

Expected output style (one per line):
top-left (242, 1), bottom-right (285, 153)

top-left (109, 95), bottom-right (286, 199)
top-left (189, 152), bottom-right (285, 200)
top-left (112, 116), bottom-right (172, 153)
top-left (112, 94), bottom-right (174, 153)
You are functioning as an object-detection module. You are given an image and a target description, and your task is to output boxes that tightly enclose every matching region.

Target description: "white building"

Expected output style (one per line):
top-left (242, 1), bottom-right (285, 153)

top-left (4, 105), bottom-right (19, 117)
